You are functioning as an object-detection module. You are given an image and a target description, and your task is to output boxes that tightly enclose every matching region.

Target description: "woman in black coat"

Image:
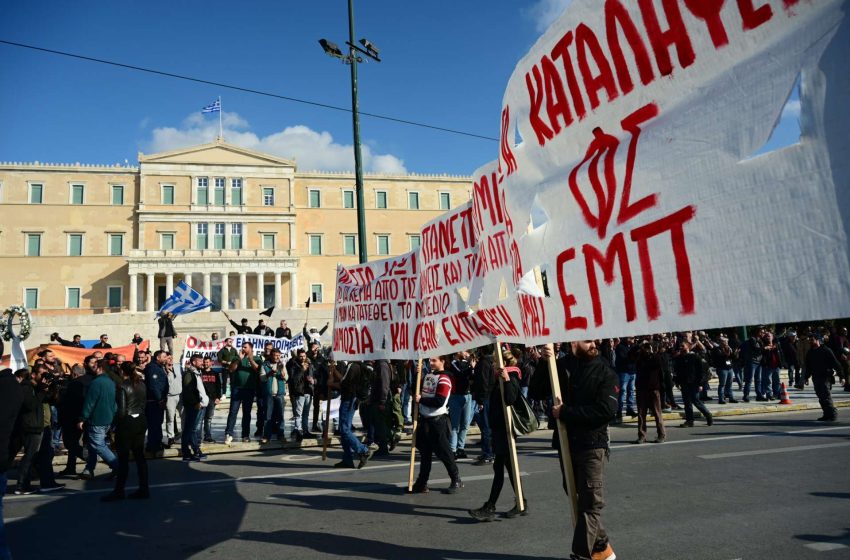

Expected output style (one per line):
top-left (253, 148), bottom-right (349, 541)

top-left (102, 362), bottom-right (149, 501)
top-left (469, 349), bottom-right (524, 522)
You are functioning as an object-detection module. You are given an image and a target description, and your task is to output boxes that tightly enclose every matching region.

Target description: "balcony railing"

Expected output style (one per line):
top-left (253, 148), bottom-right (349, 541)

top-left (129, 249), bottom-right (293, 258)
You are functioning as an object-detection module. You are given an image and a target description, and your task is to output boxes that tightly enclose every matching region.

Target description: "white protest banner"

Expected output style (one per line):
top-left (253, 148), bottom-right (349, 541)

top-left (334, 0), bottom-right (850, 360)
top-left (181, 333), bottom-right (306, 368)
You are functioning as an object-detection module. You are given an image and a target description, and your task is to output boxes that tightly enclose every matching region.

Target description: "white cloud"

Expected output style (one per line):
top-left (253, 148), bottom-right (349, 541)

top-left (524, 0), bottom-right (574, 33)
top-left (781, 99), bottom-right (801, 119)
top-left (145, 112), bottom-right (407, 174)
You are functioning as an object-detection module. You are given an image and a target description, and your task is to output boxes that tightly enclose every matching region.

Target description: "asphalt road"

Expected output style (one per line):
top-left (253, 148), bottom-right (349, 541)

top-left (4, 409), bottom-right (849, 560)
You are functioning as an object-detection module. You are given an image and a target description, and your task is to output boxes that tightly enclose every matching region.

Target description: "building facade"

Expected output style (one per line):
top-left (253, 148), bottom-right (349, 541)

top-left (0, 139), bottom-right (471, 328)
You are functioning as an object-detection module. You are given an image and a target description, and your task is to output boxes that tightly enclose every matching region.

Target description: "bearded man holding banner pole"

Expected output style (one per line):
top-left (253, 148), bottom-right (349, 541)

top-left (541, 341), bottom-right (618, 560)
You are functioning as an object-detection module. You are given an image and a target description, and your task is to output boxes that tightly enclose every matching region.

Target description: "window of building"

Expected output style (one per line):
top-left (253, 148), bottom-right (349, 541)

top-left (309, 189), bottom-right (321, 208)
top-left (408, 192), bottom-right (420, 210)
top-left (343, 190), bottom-right (355, 209)
top-left (231, 223), bottom-right (243, 249)
top-left (162, 185), bottom-right (175, 205)
top-left (71, 184), bottom-right (85, 205)
top-left (107, 286), bottom-right (123, 308)
top-left (26, 233), bottom-right (42, 256)
top-left (214, 178), bottom-right (225, 205)
top-left (29, 184), bottom-right (43, 204)
top-left (112, 185), bottom-right (124, 205)
top-left (108, 234), bottom-right (124, 256)
top-left (263, 187), bottom-right (275, 206)
top-left (214, 223), bottom-right (226, 249)
top-left (24, 288), bottom-right (39, 309)
top-left (67, 287), bottom-right (81, 309)
top-left (343, 234), bottom-right (356, 256)
top-left (309, 234), bottom-right (323, 255)
top-left (376, 190), bottom-right (387, 209)
top-left (440, 192), bottom-right (451, 210)
top-left (377, 234), bottom-right (390, 255)
top-left (409, 234), bottom-right (421, 251)
top-left (161, 233), bottom-right (175, 250)
top-left (68, 234), bottom-right (83, 256)
top-left (231, 178), bottom-right (243, 205)
top-left (197, 177), bottom-right (209, 205)
top-left (196, 223), bottom-right (208, 250)
top-left (310, 284), bottom-right (323, 303)
top-left (262, 233), bottom-right (275, 250)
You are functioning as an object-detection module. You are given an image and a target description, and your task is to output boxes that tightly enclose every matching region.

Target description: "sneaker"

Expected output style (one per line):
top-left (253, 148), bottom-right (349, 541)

top-left (679, 422), bottom-right (694, 428)
top-left (78, 469), bottom-right (95, 480)
top-left (472, 455), bottom-right (494, 466)
top-left (661, 407), bottom-right (672, 413)
top-left (39, 483), bottom-right (65, 493)
top-left (652, 436), bottom-right (666, 443)
top-left (358, 449), bottom-right (374, 469)
top-left (225, 435), bottom-right (233, 446)
top-left (455, 449), bottom-right (468, 459)
top-left (591, 543), bottom-right (617, 560)
top-left (129, 489), bottom-right (150, 500)
top-left (468, 502), bottom-right (496, 522)
top-left (408, 480), bottom-right (429, 494)
top-left (504, 498), bottom-right (529, 518)
top-left (182, 455), bottom-right (200, 462)
top-left (14, 486), bottom-right (36, 495)
top-left (260, 438), bottom-right (270, 444)
top-left (241, 437), bottom-right (251, 443)
top-left (443, 478), bottom-right (463, 494)
top-left (195, 452), bottom-right (208, 460)
top-left (100, 492), bottom-right (125, 502)
top-left (334, 461), bottom-right (356, 469)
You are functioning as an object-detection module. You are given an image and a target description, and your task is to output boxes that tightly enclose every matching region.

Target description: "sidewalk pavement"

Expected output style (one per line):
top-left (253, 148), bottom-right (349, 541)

top-left (50, 384), bottom-right (849, 466)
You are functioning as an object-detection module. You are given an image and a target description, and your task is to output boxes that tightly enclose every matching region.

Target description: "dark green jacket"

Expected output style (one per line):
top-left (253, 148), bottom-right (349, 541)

top-left (80, 374), bottom-right (117, 426)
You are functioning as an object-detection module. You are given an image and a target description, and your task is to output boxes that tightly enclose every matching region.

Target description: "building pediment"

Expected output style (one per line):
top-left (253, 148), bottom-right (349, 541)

top-left (139, 139), bottom-right (296, 168)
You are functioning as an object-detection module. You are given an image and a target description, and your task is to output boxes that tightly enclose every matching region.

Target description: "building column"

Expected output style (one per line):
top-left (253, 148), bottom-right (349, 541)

top-left (255, 271), bottom-right (264, 310)
top-left (184, 272), bottom-right (192, 287)
top-left (289, 271), bottom-right (298, 309)
top-left (145, 273), bottom-right (155, 312)
top-left (274, 272), bottom-right (282, 308)
top-left (203, 272), bottom-right (212, 310)
top-left (239, 272), bottom-right (247, 310)
top-left (221, 272), bottom-right (229, 311)
top-left (165, 273), bottom-right (174, 296)
top-left (129, 273), bottom-right (138, 313)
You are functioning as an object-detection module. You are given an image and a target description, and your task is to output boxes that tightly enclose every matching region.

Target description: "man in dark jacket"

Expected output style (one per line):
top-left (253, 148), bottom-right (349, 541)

top-left (447, 352), bottom-right (474, 459)
top-left (78, 359), bottom-right (118, 478)
top-left (369, 359), bottom-right (393, 456)
top-left (740, 327), bottom-right (765, 402)
top-left (673, 342), bottom-right (713, 428)
top-left (223, 312), bottom-right (253, 334)
top-left (92, 334), bottom-right (113, 349)
top-left (471, 345), bottom-right (496, 465)
top-left (144, 351), bottom-right (169, 453)
top-left (200, 357), bottom-right (222, 443)
top-left (275, 320), bottom-right (293, 339)
top-left (11, 369), bottom-right (47, 494)
top-left (52, 333), bottom-right (84, 347)
top-left (1, 368), bottom-right (24, 557)
top-left (546, 341), bottom-right (618, 560)
top-left (181, 354), bottom-right (207, 460)
top-left (805, 335), bottom-right (842, 421)
top-left (253, 319), bottom-right (274, 337)
top-left (614, 338), bottom-right (637, 422)
top-left (634, 341), bottom-right (666, 443)
top-left (329, 361), bottom-right (372, 468)
top-left (57, 357), bottom-right (94, 476)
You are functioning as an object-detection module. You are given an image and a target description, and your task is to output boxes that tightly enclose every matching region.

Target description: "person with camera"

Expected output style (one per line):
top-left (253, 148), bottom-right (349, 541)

top-left (225, 342), bottom-right (260, 445)
top-left (51, 332), bottom-right (84, 348)
top-left (200, 357), bottom-right (221, 443)
top-left (711, 335), bottom-right (738, 404)
top-left (287, 349), bottom-right (315, 442)
top-left (260, 348), bottom-right (287, 444)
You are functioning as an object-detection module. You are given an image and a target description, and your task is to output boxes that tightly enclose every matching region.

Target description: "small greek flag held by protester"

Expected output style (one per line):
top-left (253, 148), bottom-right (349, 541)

top-left (157, 281), bottom-right (212, 317)
top-left (201, 99), bottom-right (221, 113)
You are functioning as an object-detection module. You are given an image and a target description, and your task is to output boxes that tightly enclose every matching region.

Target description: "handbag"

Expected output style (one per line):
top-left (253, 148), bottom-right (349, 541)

top-left (510, 392), bottom-right (539, 436)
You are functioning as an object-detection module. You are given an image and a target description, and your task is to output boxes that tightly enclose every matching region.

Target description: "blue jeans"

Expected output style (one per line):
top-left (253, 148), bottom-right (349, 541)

top-left (744, 361), bottom-right (762, 398)
top-left (0, 472), bottom-right (9, 560)
top-left (263, 394), bottom-right (286, 439)
top-left (448, 394), bottom-right (473, 452)
top-left (717, 368), bottom-right (734, 401)
top-left (473, 400), bottom-right (493, 458)
top-left (290, 394), bottom-right (313, 434)
top-left (145, 400), bottom-right (164, 451)
top-left (339, 397), bottom-right (368, 462)
top-left (761, 367), bottom-right (781, 399)
top-left (181, 406), bottom-right (201, 456)
top-left (86, 424), bottom-right (118, 472)
top-left (225, 387), bottom-right (255, 438)
top-left (618, 372), bottom-right (636, 414)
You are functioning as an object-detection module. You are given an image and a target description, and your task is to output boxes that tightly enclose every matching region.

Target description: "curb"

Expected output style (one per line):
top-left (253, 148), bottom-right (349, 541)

top-left (46, 398), bottom-right (849, 467)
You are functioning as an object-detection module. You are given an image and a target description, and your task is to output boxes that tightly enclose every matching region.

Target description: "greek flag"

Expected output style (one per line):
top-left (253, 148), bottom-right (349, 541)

top-left (201, 99), bottom-right (221, 113)
top-left (157, 281), bottom-right (212, 317)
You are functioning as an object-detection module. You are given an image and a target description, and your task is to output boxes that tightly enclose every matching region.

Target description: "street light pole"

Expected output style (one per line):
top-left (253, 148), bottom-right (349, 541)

top-left (347, 0), bottom-right (368, 264)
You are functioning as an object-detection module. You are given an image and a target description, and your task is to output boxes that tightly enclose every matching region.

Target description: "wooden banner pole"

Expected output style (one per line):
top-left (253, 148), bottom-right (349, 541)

top-left (321, 395), bottom-right (332, 461)
top-left (496, 342), bottom-right (525, 513)
top-left (547, 344), bottom-right (578, 526)
top-left (406, 358), bottom-right (423, 492)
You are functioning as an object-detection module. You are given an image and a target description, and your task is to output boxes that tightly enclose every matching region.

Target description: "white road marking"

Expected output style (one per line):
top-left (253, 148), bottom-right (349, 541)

top-left (531, 425), bottom-right (850, 455)
top-left (804, 542), bottom-right (850, 552)
top-left (698, 441), bottom-right (850, 460)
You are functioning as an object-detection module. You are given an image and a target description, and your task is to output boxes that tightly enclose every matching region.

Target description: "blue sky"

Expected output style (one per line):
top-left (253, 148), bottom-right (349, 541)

top-left (0, 0), bottom-right (800, 175)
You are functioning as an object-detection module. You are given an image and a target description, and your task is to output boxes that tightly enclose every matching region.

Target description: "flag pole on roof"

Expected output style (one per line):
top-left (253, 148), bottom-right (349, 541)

top-left (201, 97), bottom-right (223, 141)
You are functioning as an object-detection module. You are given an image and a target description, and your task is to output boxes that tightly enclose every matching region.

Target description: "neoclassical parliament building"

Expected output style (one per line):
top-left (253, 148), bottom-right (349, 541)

top-left (0, 139), bottom-right (471, 336)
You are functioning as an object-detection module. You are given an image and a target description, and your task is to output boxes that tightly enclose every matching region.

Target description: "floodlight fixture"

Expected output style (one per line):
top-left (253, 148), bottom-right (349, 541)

top-left (319, 39), bottom-right (344, 59)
